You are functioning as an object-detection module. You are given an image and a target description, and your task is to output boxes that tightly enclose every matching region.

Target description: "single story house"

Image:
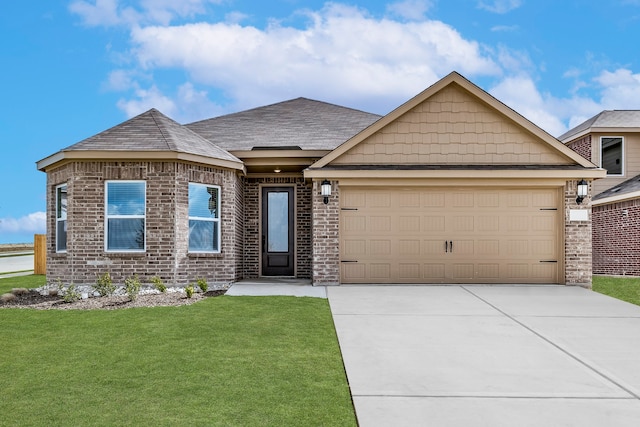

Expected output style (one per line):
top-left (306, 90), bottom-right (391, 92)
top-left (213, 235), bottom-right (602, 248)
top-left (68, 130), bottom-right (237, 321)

top-left (560, 111), bottom-right (640, 276)
top-left (37, 72), bottom-right (605, 287)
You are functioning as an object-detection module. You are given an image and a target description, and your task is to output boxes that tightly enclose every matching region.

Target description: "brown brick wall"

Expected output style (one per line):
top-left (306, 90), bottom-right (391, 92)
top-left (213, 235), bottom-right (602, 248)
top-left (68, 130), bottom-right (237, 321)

top-left (243, 176), bottom-right (312, 279)
top-left (311, 180), bottom-right (340, 285)
top-left (564, 179), bottom-right (593, 286)
top-left (592, 199), bottom-right (640, 276)
top-left (567, 135), bottom-right (592, 162)
top-left (46, 161), bottom-right (243, 287)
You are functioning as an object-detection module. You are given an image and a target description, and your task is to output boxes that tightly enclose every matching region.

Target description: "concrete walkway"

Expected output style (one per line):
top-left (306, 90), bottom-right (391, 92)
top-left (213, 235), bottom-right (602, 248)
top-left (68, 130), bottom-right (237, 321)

top-left (226, 278), bottom-right (327, 298)
top-left (328, 285), bottom-right (640, 427)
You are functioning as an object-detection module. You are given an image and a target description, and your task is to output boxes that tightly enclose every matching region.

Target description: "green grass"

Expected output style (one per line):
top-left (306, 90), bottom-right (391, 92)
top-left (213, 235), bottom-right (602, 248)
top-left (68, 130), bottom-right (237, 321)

top-left (0, 274), bottom-right (46, 293)
top-left (593, 275), bottom-right (640, 306)
top-left (0, 282), bottom-right (356, 426)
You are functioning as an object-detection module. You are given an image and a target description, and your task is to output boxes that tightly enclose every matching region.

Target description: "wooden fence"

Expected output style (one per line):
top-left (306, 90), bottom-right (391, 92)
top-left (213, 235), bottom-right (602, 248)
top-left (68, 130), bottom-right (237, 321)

top-left (34, 234), bottom-right (46, 275)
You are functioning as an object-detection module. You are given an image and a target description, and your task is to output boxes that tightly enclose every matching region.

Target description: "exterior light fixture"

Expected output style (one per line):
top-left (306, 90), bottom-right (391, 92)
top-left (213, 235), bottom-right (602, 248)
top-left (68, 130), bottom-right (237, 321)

top-left (273, 168), bottom-right (281, 173)
top-left (576, 179), bottom-right (588, 204)
top-left (321, 179), bottom-right (331, 204)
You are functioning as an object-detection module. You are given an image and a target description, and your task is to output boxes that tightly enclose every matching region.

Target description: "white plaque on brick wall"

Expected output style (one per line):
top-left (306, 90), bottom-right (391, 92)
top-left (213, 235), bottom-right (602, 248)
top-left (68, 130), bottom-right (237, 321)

top-left (569, 209), bottom-right (589, 221)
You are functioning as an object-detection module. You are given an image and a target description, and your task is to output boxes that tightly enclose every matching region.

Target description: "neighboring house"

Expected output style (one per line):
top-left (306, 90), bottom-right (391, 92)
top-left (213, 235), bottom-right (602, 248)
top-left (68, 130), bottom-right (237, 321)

top-left (37, 72), bottom-right (605, 287)
top-left (560, 111), bottom-right (640, 276)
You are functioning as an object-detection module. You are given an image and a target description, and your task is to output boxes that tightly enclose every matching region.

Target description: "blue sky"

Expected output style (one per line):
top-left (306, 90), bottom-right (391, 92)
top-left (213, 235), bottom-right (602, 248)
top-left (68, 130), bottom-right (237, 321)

top-left (1, 0), bottom-right (640, 243)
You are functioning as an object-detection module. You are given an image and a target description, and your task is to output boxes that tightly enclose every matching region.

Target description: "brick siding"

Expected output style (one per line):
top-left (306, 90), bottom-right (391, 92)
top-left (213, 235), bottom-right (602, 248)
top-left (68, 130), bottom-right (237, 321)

top-left (564, 179), bottom-right (593, 286)
top-left (567, 135), bottom-right (592, 162)
top-left (311, 180), bottom-right (340, 285)
top-left (46, 161), bottom-right (243, 287)
top-left (592, 199), bottom-right (640, 276)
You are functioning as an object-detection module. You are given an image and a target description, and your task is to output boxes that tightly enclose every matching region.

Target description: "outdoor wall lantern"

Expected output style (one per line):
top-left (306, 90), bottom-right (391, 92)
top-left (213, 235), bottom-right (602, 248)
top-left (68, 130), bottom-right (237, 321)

top-left (321, 179), bottom-right (332, 204)
top-left (576, 179), bottom-right (588, 204)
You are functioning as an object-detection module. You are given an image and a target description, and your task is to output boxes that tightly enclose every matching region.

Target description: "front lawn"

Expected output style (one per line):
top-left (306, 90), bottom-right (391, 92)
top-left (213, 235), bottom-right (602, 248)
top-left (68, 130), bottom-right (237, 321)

top-left (0, 280), bottom-right (356, 426)
top-left (0, 274), bottom-right (46, 294)
top-left (593, 275), bottom-right (640, 306)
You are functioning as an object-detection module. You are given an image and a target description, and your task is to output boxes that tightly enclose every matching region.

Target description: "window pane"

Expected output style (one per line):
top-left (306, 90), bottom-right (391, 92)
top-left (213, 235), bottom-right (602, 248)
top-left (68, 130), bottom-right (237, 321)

top-left (189, 183), bottom-right (218, 218)
top-left (189, 220), bottom-right (219, 252)
top-left (57, 186), bottom-right (67, 219)
top-left (602, 137), bottom-right (622, 175)
top-left (268, 192), bottom-right (288, 252)
top-left (57, 220), bottom-right (67, 252)
top-left (107, 219), bottom-right (145, 250)
top-left (107, 182), bottom-right (145, 215)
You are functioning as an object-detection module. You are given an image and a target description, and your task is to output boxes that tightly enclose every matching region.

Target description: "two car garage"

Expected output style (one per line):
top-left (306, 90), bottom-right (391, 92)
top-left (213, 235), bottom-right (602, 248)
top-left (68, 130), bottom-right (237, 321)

top-left (340, 186), bottom-right (561, 284)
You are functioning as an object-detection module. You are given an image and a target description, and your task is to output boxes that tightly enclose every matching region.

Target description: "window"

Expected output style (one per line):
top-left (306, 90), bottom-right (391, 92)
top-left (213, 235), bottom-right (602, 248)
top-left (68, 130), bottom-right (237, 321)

top-left (189, 183), bottom-right (220, 253)
top-left (56, 184), bottom-right (67, 252)
top-left (105, 181), bottom-right (146, 252)
top-left (601, 137), bottom-right (623, 176)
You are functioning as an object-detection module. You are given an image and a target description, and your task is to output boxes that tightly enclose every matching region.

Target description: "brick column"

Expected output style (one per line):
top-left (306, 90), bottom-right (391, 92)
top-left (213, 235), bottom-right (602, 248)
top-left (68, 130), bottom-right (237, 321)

top-left (564, 179), bottom-right (593, 287)
top-left (311, 180), bottom-right (340, 285)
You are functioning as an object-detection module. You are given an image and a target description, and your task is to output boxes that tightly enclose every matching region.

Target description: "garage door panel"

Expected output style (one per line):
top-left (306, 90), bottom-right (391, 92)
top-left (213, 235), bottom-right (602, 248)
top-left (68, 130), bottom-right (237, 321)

top-left (370, 239), bottom-right (391, 256)
top-left (477, 240), bottom-right (499, 255)
top-left (399, 216), bottom-right (421, 232)
top-left (340, 187), bottom-right (560, 284)
top-left (450, 216), bottom-right (474, 231)
top-left (477, 263), bottom-right (500, 279)
top-left (399, 263), bottom-right (421, 279)
top-left (399, 239), bottom-right (420, 255)
top-left (424, 263), bottom-right (446, 279)
top-left (422, 192), bottom-right (445, 207)
top-left (423, 215), bottom-right (446, 232)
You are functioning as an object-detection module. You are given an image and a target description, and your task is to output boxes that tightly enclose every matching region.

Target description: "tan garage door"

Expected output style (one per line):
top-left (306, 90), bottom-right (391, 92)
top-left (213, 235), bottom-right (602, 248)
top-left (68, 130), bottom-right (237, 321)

top-left (340, 187), bottom-right (560, 284)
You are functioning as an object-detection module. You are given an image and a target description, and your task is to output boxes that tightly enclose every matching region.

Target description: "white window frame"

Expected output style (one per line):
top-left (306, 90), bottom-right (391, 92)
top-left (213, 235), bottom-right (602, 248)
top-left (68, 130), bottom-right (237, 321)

top-left (600, 136), bottom-right (624, 177)
top-left (188, 183), bottom-right (221, 254)
top-left (104, 180), bottom-right (146, 253)
top-left (56, 184), bottom-right (67, 253)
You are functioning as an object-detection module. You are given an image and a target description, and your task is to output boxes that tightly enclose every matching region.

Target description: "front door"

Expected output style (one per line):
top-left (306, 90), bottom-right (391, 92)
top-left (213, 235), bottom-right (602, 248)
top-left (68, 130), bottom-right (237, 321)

top-left (262, 187), bottom-right (295, 276)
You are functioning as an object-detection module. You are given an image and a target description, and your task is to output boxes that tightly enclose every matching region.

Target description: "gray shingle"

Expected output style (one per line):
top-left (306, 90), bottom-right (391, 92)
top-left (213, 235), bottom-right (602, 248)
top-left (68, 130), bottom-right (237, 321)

top-left (559, 110), bottom-right (640, 141)
top-left (63, 109), bottom-right (242, 164)
top-left (594, 173), bottom-right (640, 200)
top-left (185, 97), bottom-right (381, 151)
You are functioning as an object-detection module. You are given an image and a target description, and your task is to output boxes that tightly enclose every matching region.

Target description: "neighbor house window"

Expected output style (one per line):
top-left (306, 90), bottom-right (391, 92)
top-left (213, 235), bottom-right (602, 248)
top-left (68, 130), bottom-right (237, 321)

top-left (188, 183), bottom-right (220, 253)
top-left (601, 137), bottom-right (623, 176)
top-left (56, 184), bottom-right (67, 253)
top-left (105, 181), bottom-right (146, 252)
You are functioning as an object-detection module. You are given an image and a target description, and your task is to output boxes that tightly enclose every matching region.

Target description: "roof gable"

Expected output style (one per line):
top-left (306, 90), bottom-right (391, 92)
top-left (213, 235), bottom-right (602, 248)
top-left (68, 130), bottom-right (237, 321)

top-left (185, 98), bottom-right (381, 151)
top-left (311, 72), bottom-right (595, 170)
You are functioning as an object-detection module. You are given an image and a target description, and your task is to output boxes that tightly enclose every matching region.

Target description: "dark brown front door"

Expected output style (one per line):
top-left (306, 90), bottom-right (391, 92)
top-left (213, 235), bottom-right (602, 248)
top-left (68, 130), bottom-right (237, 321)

top-left (262, 187), bottom-right (295, 276)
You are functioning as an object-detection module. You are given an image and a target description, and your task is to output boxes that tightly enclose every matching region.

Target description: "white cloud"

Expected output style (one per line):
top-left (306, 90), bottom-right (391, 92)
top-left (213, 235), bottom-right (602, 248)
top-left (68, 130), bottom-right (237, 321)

top-left (387, 0), bottom-right (433, 20)
top-left (0, 212), bottom-right (46, 234)
top-left (69, 0), bottom-right (222, 27)
top-left (594, 68), bottom-right (640, 108)
top-left (125, 3), bottom-right (500, 113)
top-left (117, 84), bottom-right (177, 117)
top-left (489, 75), bottom-right (568, 136)
top-left (491, 24), bottom-right (518, 32)
top-left (477, 0), bottom-right (523, 14)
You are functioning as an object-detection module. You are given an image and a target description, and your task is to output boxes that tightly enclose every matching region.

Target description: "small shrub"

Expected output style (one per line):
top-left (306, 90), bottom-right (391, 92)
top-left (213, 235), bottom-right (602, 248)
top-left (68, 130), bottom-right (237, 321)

top-left (94, 272), bottom-right (116, 297)
top-left (151, 276), bottom-right (166, 293)
top-left (62, 284), bottom-right (81, 303)
top-left (1, 293), bottom-right (17, 303)
top-left (11, 288), bottom-right (29, 295)
top-left (196, 277), bottom-right (208, 293)
top-left (124, 275), bottom-right (141, 301)
top-left (185, 284), bottom-right (194, 299)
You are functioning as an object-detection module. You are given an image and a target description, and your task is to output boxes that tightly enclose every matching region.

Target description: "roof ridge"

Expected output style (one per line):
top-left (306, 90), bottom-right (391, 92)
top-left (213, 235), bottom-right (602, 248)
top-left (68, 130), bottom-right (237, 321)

top-left (148, 109), bottom-right (176, 151)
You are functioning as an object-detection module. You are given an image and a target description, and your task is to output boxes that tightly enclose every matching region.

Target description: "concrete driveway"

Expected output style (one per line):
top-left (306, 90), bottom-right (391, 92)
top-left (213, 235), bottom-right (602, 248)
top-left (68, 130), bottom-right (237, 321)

top-left (328, 285), bottom-right (640, 426)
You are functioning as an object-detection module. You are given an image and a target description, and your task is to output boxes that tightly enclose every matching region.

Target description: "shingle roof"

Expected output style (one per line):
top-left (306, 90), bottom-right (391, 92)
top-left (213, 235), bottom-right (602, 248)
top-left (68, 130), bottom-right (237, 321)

top-left (594, 173), bottom-right (640, 201)
top-left (63, 108), bottom-right (241, 164)
top-left (559, 110), bottom-right (640, 142)
top-left (185, 97), bottom-right (382, 151)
